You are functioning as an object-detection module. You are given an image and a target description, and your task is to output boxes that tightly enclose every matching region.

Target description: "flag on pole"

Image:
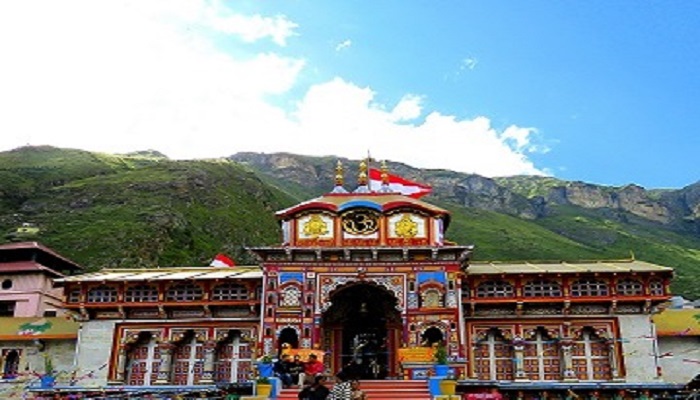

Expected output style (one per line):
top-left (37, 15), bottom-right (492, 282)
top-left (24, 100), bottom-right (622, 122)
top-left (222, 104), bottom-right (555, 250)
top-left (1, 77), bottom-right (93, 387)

top-left (368, 168), bottom-right (432, 199)
top-left (210, 253), bottom-right (235, 268)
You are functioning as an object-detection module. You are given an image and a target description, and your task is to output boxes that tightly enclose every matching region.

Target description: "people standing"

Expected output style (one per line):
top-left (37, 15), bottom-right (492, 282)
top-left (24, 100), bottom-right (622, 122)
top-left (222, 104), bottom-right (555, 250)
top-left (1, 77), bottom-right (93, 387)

top-left (328, 372), bottom-right (352, 400)
top-left (350, 379), bottom-right (366, 400)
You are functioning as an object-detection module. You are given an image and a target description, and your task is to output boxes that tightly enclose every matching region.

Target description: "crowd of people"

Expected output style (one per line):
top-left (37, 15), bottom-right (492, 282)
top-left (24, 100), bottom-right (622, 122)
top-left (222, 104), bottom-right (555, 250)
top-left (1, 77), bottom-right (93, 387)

top-left (272, 353), bottom-right (366, 400)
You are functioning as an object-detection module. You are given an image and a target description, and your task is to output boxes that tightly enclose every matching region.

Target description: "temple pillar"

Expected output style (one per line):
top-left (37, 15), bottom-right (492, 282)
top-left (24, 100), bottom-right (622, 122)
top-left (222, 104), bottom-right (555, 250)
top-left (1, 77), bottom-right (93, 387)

top-left (113, 345), bottom-right (128, 383)
top-left (608, 339), bottom-right (622, 380)
top-left (560, 339), bottom-right (577, 381)
top-left (155, 342), bottom-right (175, 384)
top-left (200, 340), bottom-right (218, 384)
top-left (512, 336), bottom-right (528, 381)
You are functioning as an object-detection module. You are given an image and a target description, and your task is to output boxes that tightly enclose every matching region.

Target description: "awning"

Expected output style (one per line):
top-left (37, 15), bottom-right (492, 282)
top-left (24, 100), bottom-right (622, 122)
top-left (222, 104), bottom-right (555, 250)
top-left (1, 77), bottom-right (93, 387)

top-left (0, 317), bottom-right (80, 340)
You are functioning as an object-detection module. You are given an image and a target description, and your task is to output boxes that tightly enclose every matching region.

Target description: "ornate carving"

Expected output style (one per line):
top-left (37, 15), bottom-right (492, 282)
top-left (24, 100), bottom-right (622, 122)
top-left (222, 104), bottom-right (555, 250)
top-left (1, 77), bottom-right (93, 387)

top-left (341, 210), bottom-right (379, 235)
top-left (320, 275), bottom-right (404, 312)
top-left (303, 215), bottom-right (329, 238)
top-left (394, 214), bottom-right (418, 238)
top-left (571, 304), bottom-right (607, 315)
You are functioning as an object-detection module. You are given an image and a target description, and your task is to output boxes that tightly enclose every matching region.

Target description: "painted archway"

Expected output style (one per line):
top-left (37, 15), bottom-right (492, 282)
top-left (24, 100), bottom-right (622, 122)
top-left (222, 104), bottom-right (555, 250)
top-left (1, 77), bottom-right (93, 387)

top-left (322, 282), bottom-right (402, 379)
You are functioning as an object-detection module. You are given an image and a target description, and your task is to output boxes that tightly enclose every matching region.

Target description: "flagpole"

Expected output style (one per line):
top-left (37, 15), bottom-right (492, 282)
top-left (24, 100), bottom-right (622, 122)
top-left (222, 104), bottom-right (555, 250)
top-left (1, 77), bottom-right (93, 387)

top-left (367, 149), bottom-right (372, 192)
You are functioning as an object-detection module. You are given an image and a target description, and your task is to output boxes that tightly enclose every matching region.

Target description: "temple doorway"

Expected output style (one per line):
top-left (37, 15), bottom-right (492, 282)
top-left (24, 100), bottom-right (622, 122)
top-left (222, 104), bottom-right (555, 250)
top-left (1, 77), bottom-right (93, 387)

top-left (322, 283), bottom-right (401, 379)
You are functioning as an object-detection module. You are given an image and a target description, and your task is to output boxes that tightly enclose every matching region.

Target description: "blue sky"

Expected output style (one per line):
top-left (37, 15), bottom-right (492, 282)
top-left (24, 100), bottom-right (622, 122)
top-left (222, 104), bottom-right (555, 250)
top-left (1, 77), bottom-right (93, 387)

top-left (1, 1), bottom-right (698, 188)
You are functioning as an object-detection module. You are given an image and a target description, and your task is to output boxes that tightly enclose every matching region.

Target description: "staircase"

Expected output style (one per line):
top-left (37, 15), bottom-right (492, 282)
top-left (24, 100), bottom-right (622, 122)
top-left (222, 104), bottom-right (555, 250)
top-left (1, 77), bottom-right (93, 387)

top-left (277, 379), bottom-right (432, 400)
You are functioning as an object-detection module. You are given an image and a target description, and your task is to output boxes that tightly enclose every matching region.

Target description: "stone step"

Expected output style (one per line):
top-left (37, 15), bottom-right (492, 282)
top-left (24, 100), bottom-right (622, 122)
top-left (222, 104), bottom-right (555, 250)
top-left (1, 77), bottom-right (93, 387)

top-left (277, 379), bottom-right (432, 400)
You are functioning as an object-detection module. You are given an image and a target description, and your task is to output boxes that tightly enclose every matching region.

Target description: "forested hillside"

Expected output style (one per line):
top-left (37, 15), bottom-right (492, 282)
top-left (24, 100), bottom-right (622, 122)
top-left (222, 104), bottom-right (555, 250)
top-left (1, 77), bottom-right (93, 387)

top-left (1, 146), bottom-right (698, 298)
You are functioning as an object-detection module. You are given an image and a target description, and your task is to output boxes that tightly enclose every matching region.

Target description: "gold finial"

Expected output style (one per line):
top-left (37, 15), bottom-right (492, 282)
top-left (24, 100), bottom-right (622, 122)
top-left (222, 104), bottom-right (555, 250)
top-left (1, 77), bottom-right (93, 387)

top-left (358, 160), bottom-right (368, 186)
top-left (335, 160), bottom-right (344, 187)
top-left (331, 160), bottom-right (347, 193)
top-left (381, 160), bottom-right (389, 185)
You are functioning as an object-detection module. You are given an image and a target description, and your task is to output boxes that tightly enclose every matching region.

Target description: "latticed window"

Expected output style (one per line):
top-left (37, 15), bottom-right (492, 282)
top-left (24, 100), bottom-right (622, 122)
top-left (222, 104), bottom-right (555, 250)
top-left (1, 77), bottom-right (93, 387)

top-left (87, 285), bottom-right (118, 303)
top-left (474, 329), bottom-right (514, 380)
top-left (616, 279), bottom-right (643, 296)
top-left (476, 280), bottom-right (514, 298)
top-left (649, 280), bottom-right (664, 296)
top-left (571, 279), bottom-right (608, 297)
top-left (421, 288), bottom-right (443, 308)
top-left (523, 280), bottom-right (562, 297)
top-left (572, 328), bottom-right (612, 381)
top-left (166, 283), bottom-right (203, 301)
top-left (127, 333), bottom-right (160, 386)
top-left (523, 329), bottom-right (560, 381)
top-left (67, 288), bottom-right (81, 303)
top-left (125, 285), bottom-right (159, 302)
top-left (212, 283), bottom-right (249, 301)
top-left (280, 286), bottom-right (301, 307)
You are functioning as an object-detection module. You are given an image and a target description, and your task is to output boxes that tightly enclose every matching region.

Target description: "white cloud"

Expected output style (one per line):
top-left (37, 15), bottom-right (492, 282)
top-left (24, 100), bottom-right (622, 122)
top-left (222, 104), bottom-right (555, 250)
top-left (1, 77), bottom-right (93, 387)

top-left (206, 11), bottom-right (299, 46)
top-left (335, 39), bottom-right (352, 52)
top-left (390, 95), bottom-right (423, 122)
top-left (0, 1), bottom-right (545, 178)
top-left (461, 57), bottom-right (478, 71)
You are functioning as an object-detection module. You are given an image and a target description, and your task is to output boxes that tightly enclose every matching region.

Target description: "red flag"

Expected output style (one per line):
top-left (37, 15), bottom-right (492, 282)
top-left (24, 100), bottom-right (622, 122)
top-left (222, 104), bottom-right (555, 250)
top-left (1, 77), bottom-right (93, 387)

top-left (368, 168), bottom-right (432, 199)
top-left (210, 253), bottom-right (235, 268)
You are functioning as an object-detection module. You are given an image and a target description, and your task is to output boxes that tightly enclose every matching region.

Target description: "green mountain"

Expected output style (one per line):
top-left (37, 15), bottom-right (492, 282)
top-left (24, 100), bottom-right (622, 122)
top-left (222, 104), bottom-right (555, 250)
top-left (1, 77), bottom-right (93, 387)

top-left (230, 152), bottom-right (700, 299)
top-left (0, 146), bottom-right (294, 268)
top-left (1, 146), bottom-right (698, 299)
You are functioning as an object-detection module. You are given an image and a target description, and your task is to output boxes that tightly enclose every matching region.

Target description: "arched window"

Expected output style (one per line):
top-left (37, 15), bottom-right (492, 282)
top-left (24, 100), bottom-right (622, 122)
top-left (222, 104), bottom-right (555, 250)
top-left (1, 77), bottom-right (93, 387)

top-left (649, 279), bottom-right (664, 296)
top-left (571, 279), bottom-right (608, 297)
top-left (616, 279), bottom-right (643, 296)
top-left (212, 283), bottom-right (249, 301)
top-left (278, 327), bottom-right (299, 352)
top-left (166, 283), bottom-right (203, 301)
top-left (476, 281), bottom-right (514, 298)
top-left (2, 349), bottom-right (20, 379)
top-left (474, 329), bottom-right (514, 381)
top-left (420, 326), bottom-right (444, 346)
top-left (523, 280), bottom-right (562, 297)
top-left (571, 328), bottom-right (612, 380)
top-left (125, 285), bottom-right (158, 302)
top-left (420, 288), bottom-right (443, 308)
top-left (280, 285), bottom-right (301, 307)
top-left (87, 285), bottom-right (118, 303)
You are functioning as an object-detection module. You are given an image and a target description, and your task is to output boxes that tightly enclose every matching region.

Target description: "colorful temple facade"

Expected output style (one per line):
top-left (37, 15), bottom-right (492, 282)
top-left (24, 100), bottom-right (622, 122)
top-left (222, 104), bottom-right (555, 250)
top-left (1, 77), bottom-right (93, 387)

top-left (7, 163), bottom-right (693, 398)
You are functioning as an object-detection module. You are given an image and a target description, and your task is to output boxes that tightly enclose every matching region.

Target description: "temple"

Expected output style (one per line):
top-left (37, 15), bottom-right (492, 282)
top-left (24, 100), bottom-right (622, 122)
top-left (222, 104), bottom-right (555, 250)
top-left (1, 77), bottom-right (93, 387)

top-left (5, 161), bottom-right (694, 399)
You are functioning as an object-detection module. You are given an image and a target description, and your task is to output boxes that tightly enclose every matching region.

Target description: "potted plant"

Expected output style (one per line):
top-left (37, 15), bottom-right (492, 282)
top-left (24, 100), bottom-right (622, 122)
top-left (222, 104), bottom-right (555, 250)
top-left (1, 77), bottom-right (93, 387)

top-left (40, 353), bottom-right (55, 388)
top-left (439, 371), bottom-right (458, 396)
top-left (433, 343), bottom-right (457, 395)
top-left (433, 343), bottom-right (450, 377)
top-left (255, 376), bottom-right (273, 397)
top-left (256, 354), bottom-right (274, 378)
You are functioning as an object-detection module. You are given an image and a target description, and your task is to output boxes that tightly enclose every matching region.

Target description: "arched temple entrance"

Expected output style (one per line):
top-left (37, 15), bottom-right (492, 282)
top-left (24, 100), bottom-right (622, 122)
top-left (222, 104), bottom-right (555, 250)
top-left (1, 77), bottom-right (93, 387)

top-left (322, 283), bottom-right (402, 379)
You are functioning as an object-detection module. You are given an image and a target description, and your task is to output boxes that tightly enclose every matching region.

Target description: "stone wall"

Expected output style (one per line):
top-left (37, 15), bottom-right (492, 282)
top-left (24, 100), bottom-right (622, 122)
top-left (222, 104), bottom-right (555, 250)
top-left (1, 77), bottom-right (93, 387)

top-left (74, 320), bottom-right (116, 387)
top-left (618, 315), bottom-right (658, 382)
top-left (657, 336), bottom-right (700, 384)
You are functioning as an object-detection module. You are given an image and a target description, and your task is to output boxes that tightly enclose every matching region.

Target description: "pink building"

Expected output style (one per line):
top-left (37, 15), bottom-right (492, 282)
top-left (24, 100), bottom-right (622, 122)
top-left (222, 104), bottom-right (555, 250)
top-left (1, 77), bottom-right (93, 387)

top-left (0, 241), bottom-right (82, 393)
top-left (0, 242), bottom-right (82, 318)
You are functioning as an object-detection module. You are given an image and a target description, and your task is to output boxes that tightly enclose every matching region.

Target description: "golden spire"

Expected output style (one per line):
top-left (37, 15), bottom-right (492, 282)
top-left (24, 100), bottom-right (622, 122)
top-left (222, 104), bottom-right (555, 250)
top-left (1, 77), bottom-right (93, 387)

top-left (331, 160), bottom-right (347, 193)
top-left (358, 159), bottom-right (368, 186)
top-left (381, 160), bottom-right (389, 186)
top-left (335, 160), bottom-right (344, 187)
